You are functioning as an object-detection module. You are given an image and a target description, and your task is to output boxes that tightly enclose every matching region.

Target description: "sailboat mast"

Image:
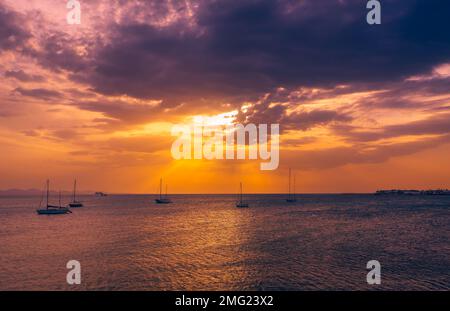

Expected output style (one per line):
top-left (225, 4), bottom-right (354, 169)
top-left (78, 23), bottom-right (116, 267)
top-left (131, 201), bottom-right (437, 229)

top-left (293, 174), bottom-right (296, 199)
top-left (73, 179), bottom-right (77, 202)
top-left (288, 168), bottom-right (291, 199)
top-left (59, 190), bottom-right (62, 207)
top-left (159, 178), bottom-right (162, 200)
top-left (165, 184), bottom-right (168, 198)
top-left (240, 182), bottom-right (243, 203)
top-left (46, 179), bottom-right (49, 209)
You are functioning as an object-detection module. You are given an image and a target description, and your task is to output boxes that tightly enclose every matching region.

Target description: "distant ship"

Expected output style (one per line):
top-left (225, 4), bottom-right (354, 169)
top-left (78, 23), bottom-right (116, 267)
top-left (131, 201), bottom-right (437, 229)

top-left (68, 179), bottom-right (83, 208)
top-left (95, 192), bottom-right (107, 197)
top-left (155, 178), bottom-right (172, 204)
top-left (36, 180), bottom-right (71, 215)
top-left (236, 182), bottom-right (249, 208)
top-left (286, 168), bottom-right (297, 203)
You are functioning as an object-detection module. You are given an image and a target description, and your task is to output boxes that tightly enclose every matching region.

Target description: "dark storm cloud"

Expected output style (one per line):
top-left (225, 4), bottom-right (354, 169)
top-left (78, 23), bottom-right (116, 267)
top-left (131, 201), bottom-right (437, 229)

top-left (34, 32), bottom-right (92, 74)
top-left (357, 77), bottom-right (450, 110)
top-left (0, 0), bottom-right (92, 74)
top-left (72, 99), bottom-right (163, 127)
top-left (14, 87), bottom-right (62, 99)
top-left (75, 0), bottom-right (450, 104)
top-left (2, 0), bottom-right (449, 136)
top-left (285, 109), bottom-right (353, 131)
top-left (333, 113), bottom-right (450, 143)
top-left (4, 70), bottom-right (45, 82)
top-left (235, 87), bottom-right (352, 131)
top-left (284, 134), bottom-right (450, 170)
top-left (0, 4), bottom-right (29, 51)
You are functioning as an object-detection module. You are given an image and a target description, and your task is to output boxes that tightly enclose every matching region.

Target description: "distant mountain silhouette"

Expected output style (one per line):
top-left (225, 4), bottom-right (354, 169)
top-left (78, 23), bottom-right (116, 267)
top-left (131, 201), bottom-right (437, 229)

top-left (0, 188), bottom-right (91, 196)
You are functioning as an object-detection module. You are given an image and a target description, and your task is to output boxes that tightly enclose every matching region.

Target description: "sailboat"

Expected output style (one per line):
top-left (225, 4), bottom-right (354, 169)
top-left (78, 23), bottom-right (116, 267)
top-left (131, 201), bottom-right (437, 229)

top-left (155, 178), bottom-right (172, 204)
top-left (286, 168), bottom-right (297, 203)
top-left (236, 182), bottom-right (249, 208)
top-left (36, 180), bottom-right (71, 215)
top-left (68, 179), bottom-right (83, 208)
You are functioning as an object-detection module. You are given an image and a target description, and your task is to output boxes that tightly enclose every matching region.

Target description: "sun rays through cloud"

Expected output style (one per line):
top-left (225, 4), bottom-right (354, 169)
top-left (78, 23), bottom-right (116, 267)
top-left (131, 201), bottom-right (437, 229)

top-left (0, 0), bottom-right (449, 193)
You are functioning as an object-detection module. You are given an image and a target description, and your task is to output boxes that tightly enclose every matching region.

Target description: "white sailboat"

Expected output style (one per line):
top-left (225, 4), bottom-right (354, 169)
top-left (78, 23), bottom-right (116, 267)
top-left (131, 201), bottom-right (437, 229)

top-left (236, 182), bottom-right (249, 208)
top-left (68, 179), bottom-right (83, 208)
top-left (36, 180), bottom-right (71, 215)
top-left (155, 178), bottom-right (172, 204)
top-left (286, 168), bottom-right (297, 203)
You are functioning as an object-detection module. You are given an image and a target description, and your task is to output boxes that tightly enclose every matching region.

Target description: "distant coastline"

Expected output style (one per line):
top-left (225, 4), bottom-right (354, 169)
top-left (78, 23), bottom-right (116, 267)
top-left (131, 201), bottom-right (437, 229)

top-left (0, 189), bottom-right (94, 196)
top-left (1, 189), bottom-right (450, 196)
top-left (375, 189), bottom-right (450, 195)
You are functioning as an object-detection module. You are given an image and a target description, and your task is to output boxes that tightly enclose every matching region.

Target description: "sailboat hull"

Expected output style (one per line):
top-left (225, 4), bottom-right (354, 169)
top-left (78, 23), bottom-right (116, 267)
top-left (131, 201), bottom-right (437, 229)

top-left (155, 198), bottom-right (172, 204)
top-left (37, 208), bottom-right (71, 215)
top-left (68, 202), bottom-right (83, 208)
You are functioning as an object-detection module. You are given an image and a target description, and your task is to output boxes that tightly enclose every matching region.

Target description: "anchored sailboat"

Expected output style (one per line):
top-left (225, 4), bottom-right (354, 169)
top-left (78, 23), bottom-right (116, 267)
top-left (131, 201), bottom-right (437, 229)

top-left (236, 182), bottom-right (249, 208)
top-left (286, 168), bottom-right (297, 203)
top-left (68, 179), bottom-right (83, 208)
top-left (36, 180), bottom-right (71, 215)
top-left (155, 178), bottom-right (172, 204)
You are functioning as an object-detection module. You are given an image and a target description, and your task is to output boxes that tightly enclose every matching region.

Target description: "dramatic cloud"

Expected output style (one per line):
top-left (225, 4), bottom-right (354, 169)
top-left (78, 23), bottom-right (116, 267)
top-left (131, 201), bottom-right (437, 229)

top-left (334, 113), bottom-right (450, 143)
top-left (4, 70), bottom-right (45, 82)
top-left (72, 0), bottom-right (450, 105)
top-left (13, 87), bottom-right (62, 99)
top-left (0, 0), bottom-right (449, 192)
top-left (72, 98), bottom-right (163, 128)
top-left (284, 134), bottom-right (450, 170)
top-left (0, 4), bottom-right (29, 51)
top-left (236, 89), bottom-right (353, 131)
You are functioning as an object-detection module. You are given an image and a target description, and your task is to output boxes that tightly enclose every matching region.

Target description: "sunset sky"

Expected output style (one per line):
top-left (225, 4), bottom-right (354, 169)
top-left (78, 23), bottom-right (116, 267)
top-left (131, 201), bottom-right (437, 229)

top-left (0, 0), bottom-right (449, 194)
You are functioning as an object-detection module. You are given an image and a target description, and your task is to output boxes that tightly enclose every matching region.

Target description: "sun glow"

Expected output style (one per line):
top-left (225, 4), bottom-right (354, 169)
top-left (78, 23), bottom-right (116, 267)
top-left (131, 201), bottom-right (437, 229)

top-left (192, 110), bottom-right (238, 127)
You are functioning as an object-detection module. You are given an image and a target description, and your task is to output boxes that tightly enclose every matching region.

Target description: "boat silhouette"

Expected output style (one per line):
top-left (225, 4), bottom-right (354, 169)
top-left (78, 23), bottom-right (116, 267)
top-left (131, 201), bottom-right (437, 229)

top-left (36, 180), bottom-right (71, 215)
top-left (236, 182), bottom-right (249, 208)
top-left (68, 179), bottom-right (83, 208)
top-left (286, 168), bottom-right (297, 203)
top-left (155, 178), bottom-right (172, 204)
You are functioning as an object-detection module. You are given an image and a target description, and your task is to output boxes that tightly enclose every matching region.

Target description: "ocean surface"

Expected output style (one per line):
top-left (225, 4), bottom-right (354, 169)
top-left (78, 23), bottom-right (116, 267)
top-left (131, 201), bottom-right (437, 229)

top-left (0, 194), bottom-right (449, 291)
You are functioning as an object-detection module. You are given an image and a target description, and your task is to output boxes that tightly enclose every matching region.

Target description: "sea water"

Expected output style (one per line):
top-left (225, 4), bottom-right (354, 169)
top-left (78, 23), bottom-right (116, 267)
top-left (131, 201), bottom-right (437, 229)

top-left (0, 194), bottom-right (449, 290)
